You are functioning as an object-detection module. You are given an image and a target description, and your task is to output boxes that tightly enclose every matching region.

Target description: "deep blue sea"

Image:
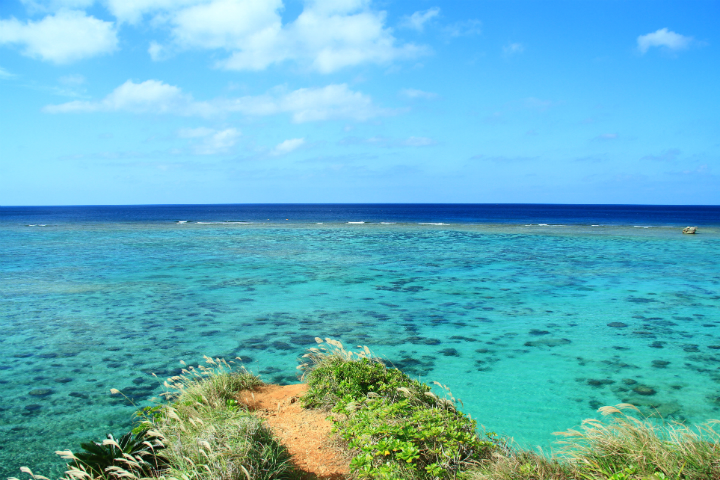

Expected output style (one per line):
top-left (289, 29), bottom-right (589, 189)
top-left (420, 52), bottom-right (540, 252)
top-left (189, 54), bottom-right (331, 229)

top-left (1, 204), bottom-right (719, 478)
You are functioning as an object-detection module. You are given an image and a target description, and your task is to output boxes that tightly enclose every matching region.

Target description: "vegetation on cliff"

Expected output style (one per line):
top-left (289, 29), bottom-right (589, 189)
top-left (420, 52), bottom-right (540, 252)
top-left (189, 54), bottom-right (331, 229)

top-left (10, 340), bottom-right (720, 480)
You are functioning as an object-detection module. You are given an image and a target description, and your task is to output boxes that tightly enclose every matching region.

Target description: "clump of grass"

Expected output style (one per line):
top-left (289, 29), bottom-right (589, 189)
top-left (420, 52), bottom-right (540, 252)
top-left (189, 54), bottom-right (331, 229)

top-left (159, 355), bottom-right (263, 409)
top-left (555, 404), bottom-right (720, 480)
top-left (299, 338), bottom-right (498, 479)
top-left (463, 404), bottom-right (720, 480)
top-left (459, 450), bottom-right (580, 480)
top-left (13, 356), bottom-right (295, 480)
top-left (146, 356), bottom-right (295, 480)
top-left (156, 404), bottom-right (294, 480)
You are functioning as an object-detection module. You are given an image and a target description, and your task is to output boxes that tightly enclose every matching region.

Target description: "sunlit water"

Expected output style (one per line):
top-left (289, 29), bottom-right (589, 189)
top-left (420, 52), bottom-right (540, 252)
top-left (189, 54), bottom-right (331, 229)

top-left (1, 207), bottom-right (719, 477)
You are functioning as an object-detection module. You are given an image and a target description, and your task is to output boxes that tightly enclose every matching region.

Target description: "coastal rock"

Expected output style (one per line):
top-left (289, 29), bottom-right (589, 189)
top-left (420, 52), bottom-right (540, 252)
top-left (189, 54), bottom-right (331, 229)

top-left (524, 338), bottom-right (571, 348)
top-left (587, 378), bottom-right (615, 387)
top-left (529, 329), bottom-right (551, 336)
top-left (439, 348), bottom-right (460, 357)
top-left (28, 388), bottom-right (54, 397)
top-left (632, 385), bottom-right (656, 396)
top-left (682, 226), bottom-right (697, 234)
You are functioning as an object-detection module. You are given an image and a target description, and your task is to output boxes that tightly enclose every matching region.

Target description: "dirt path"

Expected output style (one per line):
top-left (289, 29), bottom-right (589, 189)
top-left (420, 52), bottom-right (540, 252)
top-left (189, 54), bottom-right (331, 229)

top-left (237, 384), bottom-right (350, 479)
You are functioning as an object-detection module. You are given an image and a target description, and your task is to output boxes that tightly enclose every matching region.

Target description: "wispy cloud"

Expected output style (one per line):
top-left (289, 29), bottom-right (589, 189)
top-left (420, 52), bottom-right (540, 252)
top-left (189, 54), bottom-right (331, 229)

top-left (44, 80), bottom-right (395, 122)
top-left (178, 127), bottom-right (241, 155)
top-left (403, 136), bottom-right (435, 147)
top-left (443, 19), bottom-right (482, 38)
top-left (59, 73), bottom-right (85, 86)
top-left (523, 97), bottom-right (553, 111)
top-left (270, 138), bottom-right (305, 156)
top-left (0, 66), bottom-right (15, 78)
top-left (399, 7), bottom-right (440, 32)
top-left (470, 154), bottom-right (538, 163)
top-left (595, 133), bottom-right (618, 141)
top-left (503, 42), bottom-right (524, 56)
top-left (399, 88), bottom-right (437, 100)
top-left (637, 28), bottom-right (693, 54)
top-left (642, 148), bottom-right (681, 162)
top-left (340, 135), bottom-right (436, 148)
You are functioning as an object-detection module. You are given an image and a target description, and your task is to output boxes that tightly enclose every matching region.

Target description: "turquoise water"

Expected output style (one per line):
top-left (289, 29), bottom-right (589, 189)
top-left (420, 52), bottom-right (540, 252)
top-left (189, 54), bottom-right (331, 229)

top-left (1, 222), bottom-right (720, 477)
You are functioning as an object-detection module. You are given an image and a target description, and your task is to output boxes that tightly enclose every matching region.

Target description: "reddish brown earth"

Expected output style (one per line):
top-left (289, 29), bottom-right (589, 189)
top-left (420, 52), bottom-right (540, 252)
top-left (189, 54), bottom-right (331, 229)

top-left (237, 384), bottom-right (350, 479)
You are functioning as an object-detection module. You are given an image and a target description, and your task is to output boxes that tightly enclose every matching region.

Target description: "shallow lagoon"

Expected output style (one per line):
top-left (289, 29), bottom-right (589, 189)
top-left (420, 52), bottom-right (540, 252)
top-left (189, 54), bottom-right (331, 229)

top-left (1, 221), bottom-right (719, 477)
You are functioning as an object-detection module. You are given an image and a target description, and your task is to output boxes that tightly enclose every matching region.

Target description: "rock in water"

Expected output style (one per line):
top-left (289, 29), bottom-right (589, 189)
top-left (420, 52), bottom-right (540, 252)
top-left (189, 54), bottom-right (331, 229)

top-left (682, 226), bottom-right (697, 234)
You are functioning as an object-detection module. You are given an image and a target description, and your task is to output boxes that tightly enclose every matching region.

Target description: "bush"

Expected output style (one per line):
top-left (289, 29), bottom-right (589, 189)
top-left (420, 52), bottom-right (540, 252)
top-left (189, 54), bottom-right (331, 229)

top-left (300, 339), bottom-right (498, 479)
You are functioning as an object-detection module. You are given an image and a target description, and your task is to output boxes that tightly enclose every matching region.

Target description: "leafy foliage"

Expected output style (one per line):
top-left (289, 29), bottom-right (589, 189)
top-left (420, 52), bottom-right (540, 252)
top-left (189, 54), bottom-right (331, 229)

top-left (301, 339), bottom-right (498, 479)
top-left (70, 429), bottom-right (167, 478)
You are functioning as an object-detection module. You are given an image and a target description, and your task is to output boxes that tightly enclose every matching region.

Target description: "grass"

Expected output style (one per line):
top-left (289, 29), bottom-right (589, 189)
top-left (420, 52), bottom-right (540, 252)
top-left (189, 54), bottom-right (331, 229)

top-left (11, 342), bottom-right (720, 480)
top-left (462, 404), bottom-right (720, 480)
top-left (13, 356), bottom-right (296, 480)
top-left (149, 356), bottom-right (295, 480)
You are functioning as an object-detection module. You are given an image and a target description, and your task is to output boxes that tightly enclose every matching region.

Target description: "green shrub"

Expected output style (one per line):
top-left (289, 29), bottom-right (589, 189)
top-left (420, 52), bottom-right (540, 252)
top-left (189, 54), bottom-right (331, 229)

top-left (300, 339), bottom-right (497, 479)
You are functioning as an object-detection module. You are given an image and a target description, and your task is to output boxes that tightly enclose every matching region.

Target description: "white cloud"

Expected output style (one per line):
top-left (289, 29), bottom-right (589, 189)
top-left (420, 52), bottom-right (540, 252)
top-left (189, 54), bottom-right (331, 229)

top-left (270, 138), bottom-right (305, 156)
top-left (225, 83), bottom-right (394, 122)
top-left (399, 7), bottom-right (440, 32)
top-left (637, 28), bottom-right (692, 54)
top-left (44, 79), bottom-right (215, 115)
top-left (138, 0), bottom-right (428, 73)
top-left (399, 88), bottom-right (437, 100)
top-left (44, 80), bottom-right (393, 122)
top-left (503, 42), bottom-right (524, 56)
top-left (178, 127), bottom-right (241, 155)
top-left (0, 10), bottom-right (117, 63)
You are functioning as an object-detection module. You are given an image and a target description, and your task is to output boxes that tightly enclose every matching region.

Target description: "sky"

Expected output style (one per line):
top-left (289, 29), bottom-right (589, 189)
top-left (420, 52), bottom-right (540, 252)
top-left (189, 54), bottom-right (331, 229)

top-left (0, 0), bottom-right (718, 206)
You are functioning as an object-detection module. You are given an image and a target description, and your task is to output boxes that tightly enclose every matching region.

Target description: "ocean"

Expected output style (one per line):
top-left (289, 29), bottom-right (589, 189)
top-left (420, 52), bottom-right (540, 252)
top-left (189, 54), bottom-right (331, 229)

top-left (1, 204), bottom-right (719, 477)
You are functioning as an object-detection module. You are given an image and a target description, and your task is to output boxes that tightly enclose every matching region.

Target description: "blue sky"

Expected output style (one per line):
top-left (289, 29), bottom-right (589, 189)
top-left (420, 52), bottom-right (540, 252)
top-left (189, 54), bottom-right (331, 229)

top-left (1, 0), bottom-right (718, 205)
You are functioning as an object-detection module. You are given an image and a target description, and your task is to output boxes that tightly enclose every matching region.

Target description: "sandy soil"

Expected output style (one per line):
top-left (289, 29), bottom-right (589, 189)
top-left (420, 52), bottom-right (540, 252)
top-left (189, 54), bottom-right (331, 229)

top-left (237, 384), bottom-right (350, 479)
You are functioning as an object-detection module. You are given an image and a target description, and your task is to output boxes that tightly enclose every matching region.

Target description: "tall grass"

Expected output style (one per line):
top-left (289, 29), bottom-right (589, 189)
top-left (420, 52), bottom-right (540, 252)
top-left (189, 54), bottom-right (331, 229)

top-left (464, 404), bottom-right (720, 480)
top-left (11, 356), bottom-right (296, 480)
top-left (557, 404), bottom-right (720, 479)
top-left (152, 356), bottom-right (295, 480)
